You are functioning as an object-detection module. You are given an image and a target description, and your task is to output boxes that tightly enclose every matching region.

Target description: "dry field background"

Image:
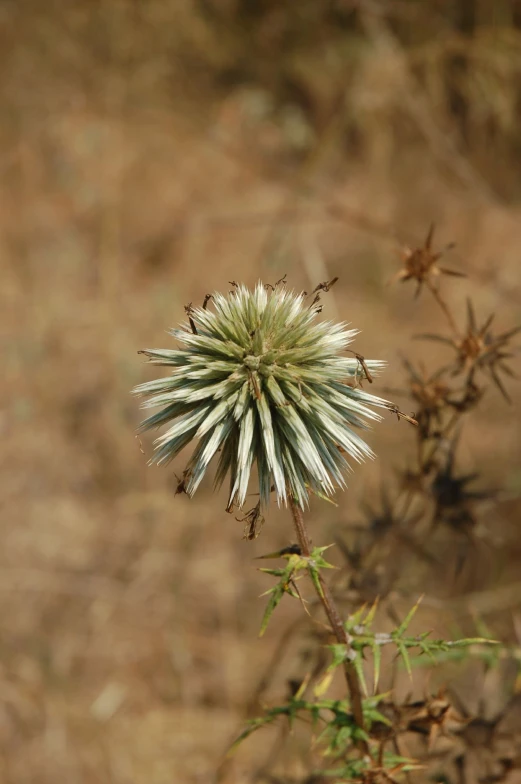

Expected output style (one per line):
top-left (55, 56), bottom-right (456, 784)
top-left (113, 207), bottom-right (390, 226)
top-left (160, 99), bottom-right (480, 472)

top-left (1, 2), bottom-right (521, 782)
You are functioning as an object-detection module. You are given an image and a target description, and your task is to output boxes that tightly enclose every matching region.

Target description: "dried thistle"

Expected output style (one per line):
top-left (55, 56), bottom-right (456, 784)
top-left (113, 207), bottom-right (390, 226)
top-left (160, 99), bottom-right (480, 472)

top-left (430, 437), bottom-right (495, 533)
top-left (393, 224), bottom-right (462, 298)
top-left (419, 299), bottom-right (520, 402)
top-left (402, 359), bottom-right (451, 438)
top-left (356, 486), bottom-right (424, 544)
top-left (391, 691), bottom-right (462, 749)
top-left (134, 283), bottom-right (390, 511)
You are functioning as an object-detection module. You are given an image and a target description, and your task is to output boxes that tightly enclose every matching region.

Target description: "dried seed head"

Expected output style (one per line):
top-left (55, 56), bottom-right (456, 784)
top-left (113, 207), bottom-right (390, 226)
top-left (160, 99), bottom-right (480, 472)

top-left (394, 224), bottom-right (462, 297)
top-left (418, 299), bottom-right (520, 402)
top-left (134, 283), bottom-right (390, 510)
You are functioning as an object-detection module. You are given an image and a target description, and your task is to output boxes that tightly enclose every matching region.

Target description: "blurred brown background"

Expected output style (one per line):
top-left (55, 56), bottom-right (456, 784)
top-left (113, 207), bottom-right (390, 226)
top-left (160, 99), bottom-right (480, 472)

top-left (2, 1), bottom-right (521, 782)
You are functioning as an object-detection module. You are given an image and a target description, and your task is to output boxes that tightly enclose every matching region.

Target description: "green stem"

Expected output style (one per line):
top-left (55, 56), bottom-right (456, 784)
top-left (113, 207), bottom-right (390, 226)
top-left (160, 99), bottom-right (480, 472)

top-left (288, 497), bottom-right (368, 744)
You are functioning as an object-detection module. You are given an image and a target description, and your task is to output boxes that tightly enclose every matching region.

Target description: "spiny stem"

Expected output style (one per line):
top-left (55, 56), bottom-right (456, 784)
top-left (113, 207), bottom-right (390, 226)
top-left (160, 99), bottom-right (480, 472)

top-left (426, 280), bottom-right (461, 338)
top-left (288, 497), bottom-right (368, 744)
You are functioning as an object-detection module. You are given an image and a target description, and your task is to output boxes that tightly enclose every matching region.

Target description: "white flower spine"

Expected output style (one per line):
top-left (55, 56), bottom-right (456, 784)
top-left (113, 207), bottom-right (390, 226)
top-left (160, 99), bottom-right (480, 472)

top-left (133, 283), bottom-right (389, 510)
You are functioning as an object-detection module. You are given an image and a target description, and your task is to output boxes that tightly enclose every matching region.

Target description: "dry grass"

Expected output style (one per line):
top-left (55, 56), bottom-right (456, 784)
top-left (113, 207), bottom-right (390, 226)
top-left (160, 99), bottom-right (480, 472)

top-left (2, 2), bottom-right (521, 782)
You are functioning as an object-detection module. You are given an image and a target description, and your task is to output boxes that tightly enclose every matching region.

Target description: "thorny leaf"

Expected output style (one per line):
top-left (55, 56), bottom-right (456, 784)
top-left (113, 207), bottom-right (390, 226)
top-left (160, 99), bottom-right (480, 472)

top-left (395, 640), bottom-right (413, 679)
top-left (254, 544), bottom-right (301, 559)
top-left (314, 644), bottom-right (354, 698)
top-left (352, 650), bottom-right (369, 697)
top-left (227, 698), bottom-right (322, 756)
top-left (308, 563), bottom-right (325, 600)
top-left (258, 553), bottom-right (307, 636)
top-left (394, 595), bottom-right (424, 637)
top-left (371, 640), bottom-right (382, 693)
top-left (309, 544), bottom-right (337, 570)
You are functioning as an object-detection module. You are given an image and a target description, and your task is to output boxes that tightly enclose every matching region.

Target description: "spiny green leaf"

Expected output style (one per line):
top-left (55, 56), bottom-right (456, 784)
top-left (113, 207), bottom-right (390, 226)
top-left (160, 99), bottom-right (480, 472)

top-left (447, 637), bottom-right (499, 648)
top-left (314, 669), bottom-right (335, 698)
top-left (364, 707), bottom-right (392, 728)
top-left (364, 597), bottom-right (379, 628)
top-left (258, 567), bottom-right (287, 578)
top-left (258, 554), bottom-right (306, 635)
top-left (314, 646), bottom-right (352, 698)
top-left (308, 564), bottom-right (325, 599)
top-left (371, 640), bottom-right (382, 693)
top-left (227, 713), bottom-right (277, 756)
top-left (306, 484), bottom-right (339, 506)
top-left (417, 638), bottom-right (440, 664)
top-left (346, 604), bottom-right (368, 631)
top-left (396, 640), bottom-right (413, 679)
top-left (394, 595), bottom-right (424, 637)
top-left (310, 544), bottom-right (337, 566)
top-left (328, 644), bottom-right (352, 669)
top-left (259, 583), bottom-right (287, 636)
top-left (352, 651), bottom-right (369, 696)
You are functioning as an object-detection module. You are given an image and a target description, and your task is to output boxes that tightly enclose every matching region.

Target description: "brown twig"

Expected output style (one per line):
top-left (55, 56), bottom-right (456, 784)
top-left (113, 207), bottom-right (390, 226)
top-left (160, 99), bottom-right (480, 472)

top-left (426, 279), bottom-right (461, 338)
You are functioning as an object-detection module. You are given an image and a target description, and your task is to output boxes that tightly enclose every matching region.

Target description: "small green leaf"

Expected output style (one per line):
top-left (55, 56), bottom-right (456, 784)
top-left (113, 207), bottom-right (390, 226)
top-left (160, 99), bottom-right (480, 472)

top-left (396, 640), bottom-right (412, 679)
top-left (352, 651), bottom-right (368, 696)
top-left (305, 484), bottom-right (339, 506)
top-left (258, 567), bottom-right (286, 577)
top-left (227, 714), bottom-right (275, 756)
top-left (309, 545), bottom-right (337, 572)
top-left (258, 554), bottom-right (306, 636)
top-left (447, 637), bottom-right (499, 648)
top-left (395, 595), bottom-right (423, 637)
top-left (345, 604), bottom-right (368, 632)
top-left (417, 639), bottom-right (439, 664)
top-left (364, 597), bottom-right (379, 629)
top-left (259, 583), bottom-right (286, 636)
top-left (365, 707), bottom-right (392, 728)
top-left (328, 644), bottom-right (351, 669)
top-left (285, 580), bottom-right (302, 600)
top-left (314, 669), bottom-right (335, 697)
top-left (371, 641), bottom-right (382, 693)
top-left (308, 564), bottom-right (325, 599)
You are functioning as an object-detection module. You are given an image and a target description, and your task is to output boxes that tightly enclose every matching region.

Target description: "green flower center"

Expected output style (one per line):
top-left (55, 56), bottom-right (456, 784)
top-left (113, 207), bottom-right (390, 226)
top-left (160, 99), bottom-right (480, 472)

top-left (244, 354), bottom-right (261, 370)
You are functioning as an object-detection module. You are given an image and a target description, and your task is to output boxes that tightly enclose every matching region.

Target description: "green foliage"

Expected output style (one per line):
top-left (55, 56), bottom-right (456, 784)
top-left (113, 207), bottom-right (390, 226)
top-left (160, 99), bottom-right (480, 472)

top-left (240, 585), bottom-right (499, 780)
top-left (229, 691), bottom-right (420, 779)
top-left (258, 552), bottom-right (308, 636)
top-left (341, 598), bottom-right (498, 693)
top-left (258, 545), bottom-right (336, 635)
top-left (321, 753), bottom-right (422, 781)
top-left (229, 693), bottom-right (385, 756)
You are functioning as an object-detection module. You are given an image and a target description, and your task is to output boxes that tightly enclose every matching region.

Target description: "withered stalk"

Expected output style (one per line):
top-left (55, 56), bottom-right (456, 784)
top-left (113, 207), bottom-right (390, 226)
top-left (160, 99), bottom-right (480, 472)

top-left (426, 280), bottom-right (461, 338)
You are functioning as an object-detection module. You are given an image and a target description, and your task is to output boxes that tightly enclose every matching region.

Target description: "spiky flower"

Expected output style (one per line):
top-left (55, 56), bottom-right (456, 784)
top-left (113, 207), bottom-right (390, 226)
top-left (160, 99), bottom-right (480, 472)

top-left (133, 283), bottom-right (390, 510)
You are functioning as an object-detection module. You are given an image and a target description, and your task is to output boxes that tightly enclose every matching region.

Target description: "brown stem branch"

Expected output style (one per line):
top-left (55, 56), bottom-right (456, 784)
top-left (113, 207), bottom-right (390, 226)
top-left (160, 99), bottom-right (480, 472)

top-left (288, 497), bottom-right (368, 744)
top-left (426, 280), bottom-right (461, 338)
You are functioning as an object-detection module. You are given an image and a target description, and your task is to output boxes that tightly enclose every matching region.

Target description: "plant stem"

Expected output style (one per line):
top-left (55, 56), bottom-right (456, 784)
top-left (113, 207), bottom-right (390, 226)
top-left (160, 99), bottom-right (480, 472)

top-left (426, 280), bottom-right (461, 338)
top-left (288, 497), bottom-right (367, 742)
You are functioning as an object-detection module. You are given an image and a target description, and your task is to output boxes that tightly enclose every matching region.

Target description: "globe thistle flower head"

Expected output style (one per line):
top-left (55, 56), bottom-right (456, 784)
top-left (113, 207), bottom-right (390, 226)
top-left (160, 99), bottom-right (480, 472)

top-left (134, 283), bottom-right (390, 510)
